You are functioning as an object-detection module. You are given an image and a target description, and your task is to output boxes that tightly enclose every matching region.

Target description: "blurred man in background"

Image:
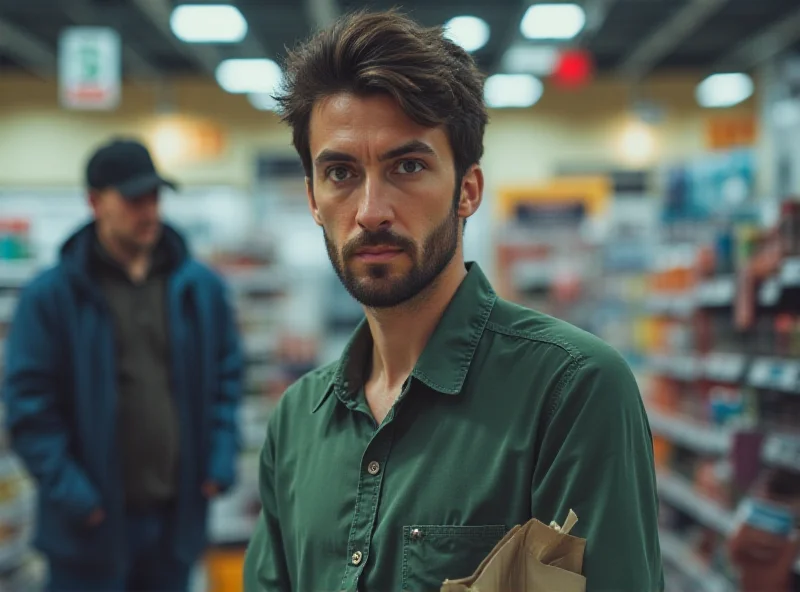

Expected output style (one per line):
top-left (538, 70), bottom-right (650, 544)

top-left (244, 9), bottom-right (662, 592)
top-left (3, 138), bottom-right (243, 591)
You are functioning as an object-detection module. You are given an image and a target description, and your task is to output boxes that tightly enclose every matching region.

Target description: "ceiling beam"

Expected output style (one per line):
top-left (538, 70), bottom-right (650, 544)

top-left (489, 2), bottom-right (531, 74)
top-left (617, 0), bottom-right (729, 80)
top-left (131, 0), bottom-right (223, 77)
top-left (304, 0), bottom-right (341, 31)
top-left (0, 17), bottom-right (56, 79)
top-left (62, 1), bottom-right (161, 80)
top-left (715, 5), bottom-right (800, 72)
top-left (578, 0), bottom-right (619, 44)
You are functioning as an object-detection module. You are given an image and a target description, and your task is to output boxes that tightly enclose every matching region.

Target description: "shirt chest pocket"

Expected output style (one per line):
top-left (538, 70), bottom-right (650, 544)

top-left (401, 524), bottom-right (506, 591)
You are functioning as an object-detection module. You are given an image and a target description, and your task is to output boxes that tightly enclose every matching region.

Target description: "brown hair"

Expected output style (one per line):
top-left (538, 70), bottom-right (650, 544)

top-left (275, 9), bottom-right (488, 181)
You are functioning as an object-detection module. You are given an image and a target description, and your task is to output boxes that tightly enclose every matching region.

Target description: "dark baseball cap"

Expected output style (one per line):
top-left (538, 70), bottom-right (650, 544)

top-left (86, 138), bottom-right (177, 199)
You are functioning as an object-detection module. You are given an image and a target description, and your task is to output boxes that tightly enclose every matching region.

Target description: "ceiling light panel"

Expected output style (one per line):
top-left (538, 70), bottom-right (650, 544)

top-left (170, 4), bottom-right (248, 43)
top-left (520, 3), bottom-right (586, 40)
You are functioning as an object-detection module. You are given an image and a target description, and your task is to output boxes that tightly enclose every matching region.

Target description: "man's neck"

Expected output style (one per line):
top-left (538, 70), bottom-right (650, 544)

top-left (97, 231), bottom-right (151, 283)
top-left (364, 257), bottom-right (468, 392)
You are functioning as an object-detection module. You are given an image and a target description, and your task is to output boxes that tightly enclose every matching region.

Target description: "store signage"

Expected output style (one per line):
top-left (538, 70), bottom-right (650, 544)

top-left (147, 116), bottom-right (226, 166)
top-left (58, 27), bottom-right (121, 111)
top-left (705, 115), bottom-right (757, 151)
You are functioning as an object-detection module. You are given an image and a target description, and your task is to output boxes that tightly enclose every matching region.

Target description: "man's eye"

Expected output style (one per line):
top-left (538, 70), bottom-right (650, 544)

top-left (327, 166), bottom-right (353, 182)
top-left (395, 160), bottom-right (424, 175)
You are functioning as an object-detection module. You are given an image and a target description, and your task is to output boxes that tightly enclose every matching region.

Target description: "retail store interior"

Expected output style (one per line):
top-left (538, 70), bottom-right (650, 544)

top-left (1, 0), bottom-right (800, 590)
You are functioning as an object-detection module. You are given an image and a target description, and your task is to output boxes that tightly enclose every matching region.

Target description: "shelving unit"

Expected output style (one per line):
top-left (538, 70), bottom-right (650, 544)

top-left (659, 529), bottom-right (734, 592)
top-left (647, 411), bottom-right (733, 457)
top-left (637, 191), bottom-right (800, 586)
top-left (499, 155), bottom-right (800, 588)
top-left (657, 472), bottom-right (735, 536)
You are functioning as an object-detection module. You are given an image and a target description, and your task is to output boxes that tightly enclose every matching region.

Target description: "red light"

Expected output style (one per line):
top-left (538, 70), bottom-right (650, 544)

top-left (552, 49), bottom-right (594, 88)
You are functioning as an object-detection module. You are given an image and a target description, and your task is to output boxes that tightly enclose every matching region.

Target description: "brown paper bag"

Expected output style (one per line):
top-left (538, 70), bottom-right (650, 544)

top-left (440, 510), bottom-right (587, 592)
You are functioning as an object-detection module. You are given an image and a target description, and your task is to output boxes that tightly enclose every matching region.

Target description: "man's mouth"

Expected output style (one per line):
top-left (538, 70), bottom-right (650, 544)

top-left (353, 246), bottom-right (404, 262)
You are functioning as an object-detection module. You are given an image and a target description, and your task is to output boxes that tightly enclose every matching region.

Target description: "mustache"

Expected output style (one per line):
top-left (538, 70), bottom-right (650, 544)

top-left (341, 229), bottom-right (416, 260)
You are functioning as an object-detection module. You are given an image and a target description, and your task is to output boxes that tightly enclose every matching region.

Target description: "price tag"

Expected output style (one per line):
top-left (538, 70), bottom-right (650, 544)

top-left (716, 278), bottom-right (735, 304)
top-left (748, 359), bottom-right (772, 388)
top-left (780, 257), bottom-right (800, 287)
top-left (759, 278), bottom-right (781, 306)
top-left (763, 435), bottom-right (800, 471)
top-left (779, 361), bottom-right (800, 392)
top-left (705, 353), bottom-right (745, 382)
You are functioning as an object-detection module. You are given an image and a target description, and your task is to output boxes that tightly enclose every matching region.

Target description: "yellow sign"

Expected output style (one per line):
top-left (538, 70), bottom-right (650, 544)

top-left (496, 176), bottom-right (612, 220)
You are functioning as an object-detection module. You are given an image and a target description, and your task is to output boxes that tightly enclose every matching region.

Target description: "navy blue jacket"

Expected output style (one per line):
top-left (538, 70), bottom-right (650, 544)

top-left (2, 222), bottom-right (243, 569)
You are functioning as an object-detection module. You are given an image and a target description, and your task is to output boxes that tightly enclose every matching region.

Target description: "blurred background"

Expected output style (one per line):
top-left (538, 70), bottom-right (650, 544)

top-left (0, 0), bottom-right (799, 590)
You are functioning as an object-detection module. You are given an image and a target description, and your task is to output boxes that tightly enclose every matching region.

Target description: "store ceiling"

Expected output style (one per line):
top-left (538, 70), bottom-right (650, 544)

top-left (0, 0), bottom-right (799, 81)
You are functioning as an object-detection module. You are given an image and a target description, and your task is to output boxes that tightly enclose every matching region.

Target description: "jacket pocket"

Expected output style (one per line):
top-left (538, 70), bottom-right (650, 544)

top-left (401, 524), bottom-right (506, 591)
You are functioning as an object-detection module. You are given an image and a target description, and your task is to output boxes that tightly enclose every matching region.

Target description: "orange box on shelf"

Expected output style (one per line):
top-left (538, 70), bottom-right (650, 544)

top-left (204, 548), bottom-right (247, 592)
top-left (652, 436), bottom-right (673, 469)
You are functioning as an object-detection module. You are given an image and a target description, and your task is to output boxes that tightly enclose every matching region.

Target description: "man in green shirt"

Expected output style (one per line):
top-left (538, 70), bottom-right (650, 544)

top-left (244, 9), bottom-right (663, 592)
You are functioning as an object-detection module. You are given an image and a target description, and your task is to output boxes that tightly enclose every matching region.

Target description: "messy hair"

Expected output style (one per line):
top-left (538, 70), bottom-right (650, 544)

top-left (275, 9), bottom-right (488, 181)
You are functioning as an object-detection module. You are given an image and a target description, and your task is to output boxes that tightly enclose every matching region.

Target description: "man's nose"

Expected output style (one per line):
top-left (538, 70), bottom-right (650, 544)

top-left (355, 176), bottom-right (393, 232)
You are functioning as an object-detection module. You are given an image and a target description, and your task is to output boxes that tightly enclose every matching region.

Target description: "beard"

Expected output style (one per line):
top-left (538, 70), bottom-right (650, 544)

top-left (323, 201), bottom-right (460, 309)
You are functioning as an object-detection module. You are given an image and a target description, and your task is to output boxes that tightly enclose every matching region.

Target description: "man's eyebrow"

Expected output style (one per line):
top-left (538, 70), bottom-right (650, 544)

top-left (313, 140), bottom-right (436, 168)
top-left (314, 150), bottom-right (357, 167)
top-left (379, 140), bottom-right (436, 161)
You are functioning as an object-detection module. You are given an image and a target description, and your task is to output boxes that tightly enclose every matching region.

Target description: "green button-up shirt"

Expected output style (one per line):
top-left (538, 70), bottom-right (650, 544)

top-left (244, 263), bottom-right (663, 592)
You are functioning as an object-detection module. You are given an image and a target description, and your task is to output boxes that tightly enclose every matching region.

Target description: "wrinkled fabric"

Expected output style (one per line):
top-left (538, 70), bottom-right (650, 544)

top-left (244, 262), bottom-right (663, 592)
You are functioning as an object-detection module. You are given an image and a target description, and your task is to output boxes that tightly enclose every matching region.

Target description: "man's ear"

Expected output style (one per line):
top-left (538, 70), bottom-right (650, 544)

top-left (87, 189), bottom-right (101, 215)
top-left (457, 164), bottom-right (484, 220)
top-left (305, 177), bottom-right (323, 226)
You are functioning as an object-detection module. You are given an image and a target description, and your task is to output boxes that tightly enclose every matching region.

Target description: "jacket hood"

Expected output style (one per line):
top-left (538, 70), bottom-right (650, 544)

top-left (59, 221), bottom-right (190, 289)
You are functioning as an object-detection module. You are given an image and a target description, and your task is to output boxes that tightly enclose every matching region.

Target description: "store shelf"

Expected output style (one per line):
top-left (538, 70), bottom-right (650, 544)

top-left (702, 353), bottom-right (747, 384)
top-left (779, 257), bottom-right (800, 288)
top-left (240, 396), bottom-right (277, 450)
top-left (659, 529), bottom-right (734, 592)
top-left (747, 357), bottom-right (800, 393)
top-left (647, 293), bottom-right (694, 318)
top-left (224, 267), bottom-right (286, 289)
top-left (0, 260), bottom-right (39, 288)
top-left (695, 276), bottom-right (736, 308)
top-left (657, 472), bottom-right (734, 536)
top-left (0, 294), bottom-right (17, 323)
top-left (761, 433), bottom-right (800, 472)
top-left (648, 411), bottom-right (732, 456)
top-left (243, 332), bottom-right (280, 359)
top-left (758, 277), bottom-right (782, 306)
top-left (648, 354), bottom-right (702, 381)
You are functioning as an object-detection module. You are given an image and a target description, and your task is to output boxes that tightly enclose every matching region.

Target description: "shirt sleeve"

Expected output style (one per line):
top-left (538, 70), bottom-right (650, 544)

top-left (530, 344), bottom-right (664, 592)
top-left (243, 418), bottom-right (292, 591)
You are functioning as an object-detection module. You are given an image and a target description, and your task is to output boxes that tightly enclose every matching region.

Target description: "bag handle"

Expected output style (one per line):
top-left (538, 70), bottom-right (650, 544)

top-left (549, 509), bottom-right (579, 536)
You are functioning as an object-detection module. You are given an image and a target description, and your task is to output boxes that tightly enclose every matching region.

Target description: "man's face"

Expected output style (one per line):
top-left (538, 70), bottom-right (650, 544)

top-left (307, 92), bottom-right (481, 308)
top-left (90, 188), bottom-right (162, 253)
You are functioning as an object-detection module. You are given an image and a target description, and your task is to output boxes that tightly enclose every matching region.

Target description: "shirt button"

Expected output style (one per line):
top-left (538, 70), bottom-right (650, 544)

top-left (351, 550), bottom-right (363, 565)
top-left (367, 461), bottom-right (381, 475)
top-left (410, 528), bottom-right (423, 541)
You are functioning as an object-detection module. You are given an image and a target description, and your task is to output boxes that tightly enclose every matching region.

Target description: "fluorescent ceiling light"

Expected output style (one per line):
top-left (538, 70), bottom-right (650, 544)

top-left (484, 74), bottom-right (543, 108)
top-left (170, 4), bottom-right (247, 43)
top-left (520, 3), bottom-right (586, 40)
top-left (444, 15), bottom-right (490, 53)
top-left (249, 92), bottom-right (279, 112)
top-left (695, 73), bottom-right (754, 108)
top-left (501, 45), bottom-right (559, 75)
top-left (216, 58), bottom-right (282, 94)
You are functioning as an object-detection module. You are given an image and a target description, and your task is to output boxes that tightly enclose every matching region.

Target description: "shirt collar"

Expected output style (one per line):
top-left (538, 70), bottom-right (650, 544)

top-left (312, 262), bottom-right (496, 412)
